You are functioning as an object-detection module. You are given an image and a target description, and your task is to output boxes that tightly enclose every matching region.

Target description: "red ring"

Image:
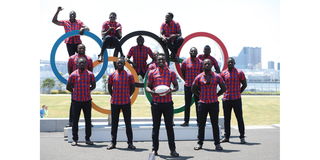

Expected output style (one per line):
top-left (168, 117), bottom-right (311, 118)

top-left (175, 32), bottom-right (229, 78)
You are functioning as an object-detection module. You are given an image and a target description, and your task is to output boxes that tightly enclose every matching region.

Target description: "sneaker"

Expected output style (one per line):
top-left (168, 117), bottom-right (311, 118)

top-left (152, 150), bottom-right (158, 156)
top-left (71, 141), bottom-right (78, 146)
top-left (128, 144), bottom-right (136, 150)
top-left (221, 138), bottom-right (229, 143)
top-left (85, 140), bottom-right (94, 145)
top-left (215, 144), bottom-right (223, 151)
top-left (194, 144), bottom-right (202, 150)
top-left (106, 143), bottom-right (116, 150)
top-left (170, 150), bottom-right (179, 157)
top-left (65, 123), bottom-right (72, 127)
top-left (180, 122), bottom-right (189, 127)
top-left (240, 138), bottom-right (246, 144)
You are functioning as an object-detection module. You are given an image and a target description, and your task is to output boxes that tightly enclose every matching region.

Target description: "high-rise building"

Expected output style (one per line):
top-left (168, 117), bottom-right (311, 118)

top-left (235, 47), bottom-right (261, 69)
top-left (277, 62), bottom-right (280, 70)
top-left (268, 61), bottom-right (275, 70)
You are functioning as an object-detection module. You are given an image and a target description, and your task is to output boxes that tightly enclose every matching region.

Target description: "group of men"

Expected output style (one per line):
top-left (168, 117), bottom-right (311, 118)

top-left (52, 7), bottom-right (247, 157)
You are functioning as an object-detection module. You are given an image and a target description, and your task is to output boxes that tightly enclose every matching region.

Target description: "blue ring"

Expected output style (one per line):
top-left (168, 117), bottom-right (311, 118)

top-left (50, 30), bottom-right (108, 84)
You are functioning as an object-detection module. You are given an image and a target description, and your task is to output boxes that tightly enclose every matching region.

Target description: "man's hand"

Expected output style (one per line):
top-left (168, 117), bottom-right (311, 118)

top-left (57, 6), bottom-right (63, 12)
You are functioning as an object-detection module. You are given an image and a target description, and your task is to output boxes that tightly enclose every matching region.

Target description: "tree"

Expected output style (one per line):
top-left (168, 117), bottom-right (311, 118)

top-left (102, 75), bottom-right (107, 94)
top-left (41, 78), bottom-right (55, 93)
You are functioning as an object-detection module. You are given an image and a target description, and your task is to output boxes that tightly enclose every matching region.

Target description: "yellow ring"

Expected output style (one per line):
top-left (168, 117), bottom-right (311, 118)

top-left (91, 57), bottom-right (139, 114)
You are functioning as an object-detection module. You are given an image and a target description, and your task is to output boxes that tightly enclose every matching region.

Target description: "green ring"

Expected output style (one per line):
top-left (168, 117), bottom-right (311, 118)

top-left (143, 58), bottom-right (195, 114)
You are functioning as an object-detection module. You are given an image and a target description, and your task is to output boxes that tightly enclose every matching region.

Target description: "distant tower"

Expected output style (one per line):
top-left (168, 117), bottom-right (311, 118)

top-left (268, 61), bottom-right (275, 70)
top-left (235, 47), bottom-right (261, 69)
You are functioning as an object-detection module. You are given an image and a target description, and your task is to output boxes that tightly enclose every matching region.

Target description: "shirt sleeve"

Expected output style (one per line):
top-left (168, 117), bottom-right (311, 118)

top-left (117, 23), bottom-right (122, 31)
top-left (147, 47), bottom-right (153, 58)
top-left (176, 22), bottom-right (181, 32)
top-left (192, 75), bottom-right (199, 86)
top-left (170, 71), bottom-right (177, 82)
top-left (58, 20), bottom-right (65, 26)
top-left (67, 57), bottom-right (73, 69)
top-left (90, 72), bottom-right (96, 83)
top-left (216, 74), bottom-right (224, 84)
top-left (181, 60), bottom-right (186, 71)
top-left (128, 74), bottom-right (135, 85)
top-left (147, 71), bottom-right (154, 87)
top-left (102, 22), bottom-right (109, 31)
top-left (108, 73), bottom-right (114, 85)
top-left (239, 70), bottom-right (246, 81)
top-left (127, 47), bottom-right (134, 57)
top-left (67, 74), bottom-right (74, 84)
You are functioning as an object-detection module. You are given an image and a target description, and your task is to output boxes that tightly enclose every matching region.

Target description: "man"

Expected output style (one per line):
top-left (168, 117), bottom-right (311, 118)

top-left (220, 57), bottom-right (247, 144)
top-left (147, 52), bottom-right (169, 71)
top-left (52, 6), bottom-right (89, 56)
top-left (192, 59), bottom-right (226, 151)
top-left (66, 57), bottom-right (96, 146)
top-left (146, 54), bottom-right (180, 157)
top-left (126, 36), bottom-right (153, 78)
top-left (66, 44), bottom-right (93, 127)
top-left (106, 57), bottom-right (136, 150)
top-left (98, 12), bottom-right (124, 61)
top-left (180, 47), bottom-right (202, 127)
top-left (160, 12), bottom-right (184, 62)
top-left (197, 45), bottom-right (221, 73)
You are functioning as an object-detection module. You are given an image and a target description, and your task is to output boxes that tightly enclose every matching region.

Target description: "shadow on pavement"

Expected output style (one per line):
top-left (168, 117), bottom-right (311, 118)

top-left (228, 141), bottom-right (261, 146)
top-left (75, 143), bottom-right (107, 148)
top-left (116, 147), bottom-right (149, 152)
top-left (202, 148), bottom-right (240, 153)
top-left (157, 154), bottom-right (194, 160)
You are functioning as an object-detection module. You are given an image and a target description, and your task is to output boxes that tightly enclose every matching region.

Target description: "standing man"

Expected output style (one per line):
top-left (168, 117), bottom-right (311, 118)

top-left (106, 57), bottom-right (136, 150)
top-left (146, 54), bottom-right (180, 157)
top-left (220, 57), bottom-right (247, 144)
top-left (126, 35), bottom-right (153, 79)
top-left (67, 57), bottom-right (96, 146)
top-left (66, 44), bottom-right (93, 127)
top-left (98, 12), bottom-right (124, 61)
top-left (160, 12), bottom-right (184, 62)
top-left (197, 45), bottom-right (220, 73)
top-left (180, 47), bottom-right (202, 127)
top-left (192, 59), bottom-right (226, 151)
top-left (52, 6), bottom-right (89, 56)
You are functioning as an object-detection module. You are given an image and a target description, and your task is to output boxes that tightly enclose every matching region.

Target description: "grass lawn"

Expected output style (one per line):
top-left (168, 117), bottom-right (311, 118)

top-left (40, 95), bottom-right (279, 125)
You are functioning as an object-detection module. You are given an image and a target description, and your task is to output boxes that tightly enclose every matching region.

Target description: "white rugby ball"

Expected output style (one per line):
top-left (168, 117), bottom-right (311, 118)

top-left (154, 85), bottom-right (170, 96)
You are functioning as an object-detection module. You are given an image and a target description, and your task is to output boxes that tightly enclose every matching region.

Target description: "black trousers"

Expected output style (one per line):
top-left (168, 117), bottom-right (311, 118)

top-left (165, 37), bottom-right (184, 58)
top-left (68, 102), bottom-right (73, 124)
top-left (66, 43), bottom-right (80, 57)
top-left (72, 100), bottom-right (92, 141)
top-left (101, 35), bottom-right (124, 57)
top-left (222, 98), bottom-right (245, 139)
top-left (183, 86), bottom-right (199, 123)
top-left (197, 102), bottom-right (220, 145)
top-left (111, 103), bottom-right (133, 145)
top-left (151, 101), bottom-right (176, 152)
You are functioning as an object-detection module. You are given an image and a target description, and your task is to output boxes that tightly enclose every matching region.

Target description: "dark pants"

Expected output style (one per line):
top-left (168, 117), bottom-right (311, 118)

top-left (72, 100), bottom-right (92, 141)
top-left (151, 101), bottom-right (176, 152)
top-left (111, 103), bottom-right (133, 145)
top-left (101, 35), bottom-right (124, 57)
top-left (68, 102), bottom-right (73, 124)
top-left (222, 98), bottom-right (245, 139)
top-left (137, 70), bottom-right (146, 79)
top-left (165, 37), bottom-right (184, 58)
top-left (183, 86), bottom-right (199, 124)
top-left (66, 43), bottom-right (80, 57)
top-left (197, 102), bottom-right (220, 145)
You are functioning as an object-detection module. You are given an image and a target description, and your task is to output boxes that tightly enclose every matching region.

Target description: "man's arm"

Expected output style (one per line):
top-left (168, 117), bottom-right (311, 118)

top-left (240, 79), bottom-right (247, 93)
top-left (66, 77), bottom-right (73, 92)
top-left (191, 83), bottom-right (199, 97)
top-left (90, 76), bottom-right (96, 91)
top-left (52, 7), bottom-right (63, 25)
top-left (79, 25), bottom-right (90, 35)
top-left (170, 79), bottom-right (179, 92)
top-left (217, 81), bottom-right (226, 97)
top-left (214, 64), bottom-right (221, 74)
top-left (130, 83), bottom-right (135, 96)
top-left (108, 84), bottom-right (113, 95)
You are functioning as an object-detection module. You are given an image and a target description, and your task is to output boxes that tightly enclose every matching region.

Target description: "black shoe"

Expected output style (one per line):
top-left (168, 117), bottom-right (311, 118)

top-left (128, 144), bottom-right (136, 150)
top-left (170, 151), bottom-right (179, 157)
top-left (240, 138), bottom-right (246, 144)
top-left (98, 54), bottom-right (104, 62)
top-left (152, 150), bottom-right (158, 156)
top-left (71, 141), bottom-right (78, 146)
top-left (180, 122), bottom-right (189, 127)
top-left (194, 144), bottom-right (202, 150)
top-left (106, 143), bottom-right (116, 150)
top-left (215, 144), bottom-right (223, 151)
top-left (221, 138), bottom-right (229, 143)
top-left (91, 124), bottom-right (94, 128)
top-left (85, 140), bottom-right (94, 145)
top-left (172, 123), bottom-right (175, 126)
top-left (65, 123), bottom-right (72, 127)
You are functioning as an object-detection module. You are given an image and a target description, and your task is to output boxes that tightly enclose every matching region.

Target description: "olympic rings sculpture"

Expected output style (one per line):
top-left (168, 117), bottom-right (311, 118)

top-left (51, 31), bottom-right (228, 115)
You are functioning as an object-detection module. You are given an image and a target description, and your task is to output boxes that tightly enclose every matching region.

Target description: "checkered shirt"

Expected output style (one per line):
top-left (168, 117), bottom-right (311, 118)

top-left (148, 67), bottom-right (177, 103)
top-left (192, 71), bottom-right (224, 103)
top-left (68, 53), bottom-right (93, 73)
top-left (147, 61), bottom-right (169, 72)
top-left (127, 45), bottom-right (153, 73)
top-left (181, 57), bottom-right (203, 87)
top-left (68, 69), bottom-right (95, 102)
top-left (160, 20), bottom-right (181, 40)
top-left (221, 68), bottom-right (246, 100)
top-left (102, 21), bottom-right (122, 37)
top-left (108, 70), bottom-right (135, 105)
top-left (197, 54), bottom-right (219, 70)
top-left (58, 20), bottom-right (84, 44)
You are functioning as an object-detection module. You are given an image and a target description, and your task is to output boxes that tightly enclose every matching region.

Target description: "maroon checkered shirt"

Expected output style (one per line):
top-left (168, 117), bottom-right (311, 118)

top-left (221, 68), bottom-right (246, 100)
top-left (68, 54), bottom-right (93, 73)
top-left (58, 20), bottom-right (84, 44)
top-left (148, 66), bottom-right (177, 103)
top-left (147, 61), bottom-right (169, 72)
top-left (108, 70), bottom-right (135, 105)
top-left (192, 71), bottom-right (224, 103)
top-left (197, 54), bottom-right (219, 70)
top-left (102, 21), bottom-right (122, 37)
top-left (181, 57), bottom-right (203, 87)
top-left (68, 69), bottom-right (95, 102)
top-left (127, 45), bottom-right (153, 73)
top-left (160, 20), bottom-right (181, 41)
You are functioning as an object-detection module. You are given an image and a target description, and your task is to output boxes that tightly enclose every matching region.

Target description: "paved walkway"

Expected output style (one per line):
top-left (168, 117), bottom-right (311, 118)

top-left (41, 126), bottom-right (279, 160)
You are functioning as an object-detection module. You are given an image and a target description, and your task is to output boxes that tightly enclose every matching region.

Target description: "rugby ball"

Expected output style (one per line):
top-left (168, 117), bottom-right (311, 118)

top-left (154, 85), bottom-right (170, 96)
